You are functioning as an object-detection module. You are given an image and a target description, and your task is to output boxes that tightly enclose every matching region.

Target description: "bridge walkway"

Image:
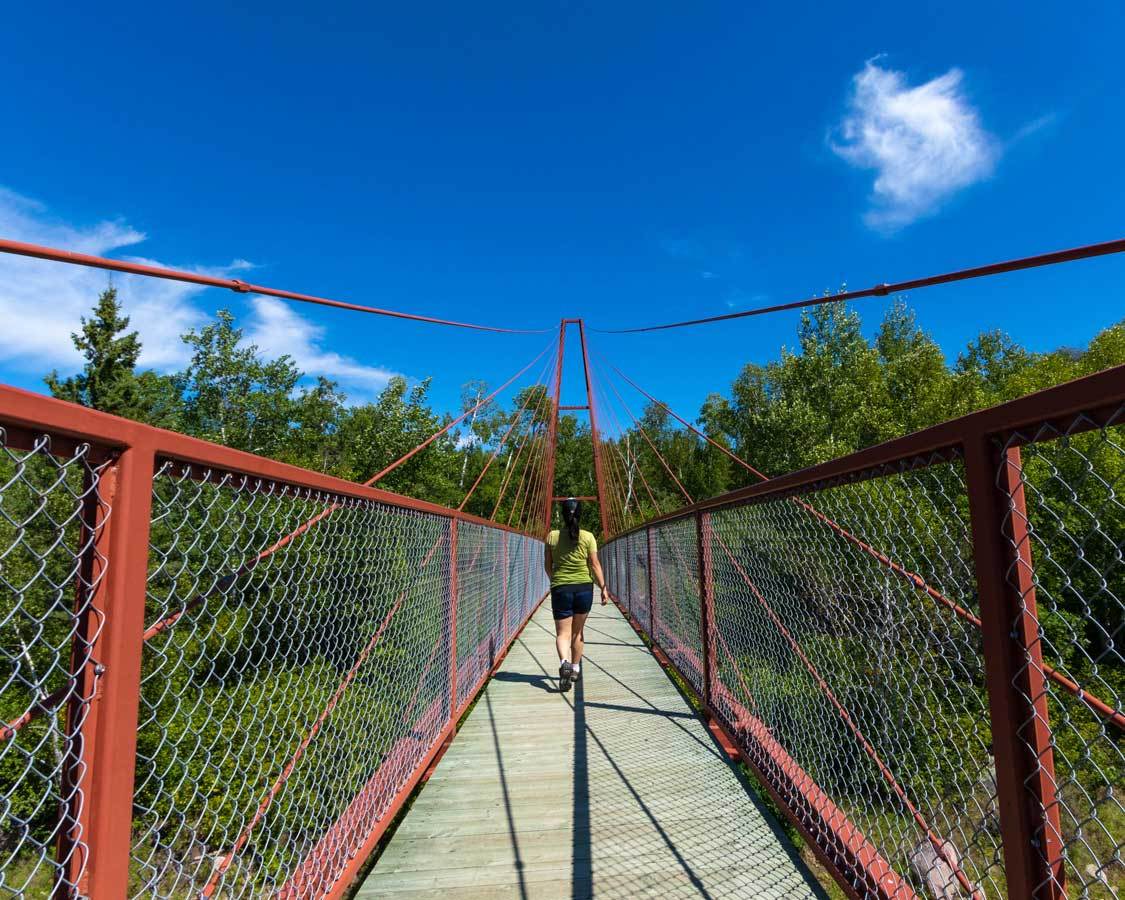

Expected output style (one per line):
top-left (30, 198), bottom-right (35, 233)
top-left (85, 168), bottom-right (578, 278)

top-left (357, 595), bottom-right (826, 899)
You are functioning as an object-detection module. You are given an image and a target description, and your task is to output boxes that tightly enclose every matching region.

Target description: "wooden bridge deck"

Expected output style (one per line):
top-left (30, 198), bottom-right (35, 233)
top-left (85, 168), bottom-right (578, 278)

top-left (356, 596), bottom-right (825, 899)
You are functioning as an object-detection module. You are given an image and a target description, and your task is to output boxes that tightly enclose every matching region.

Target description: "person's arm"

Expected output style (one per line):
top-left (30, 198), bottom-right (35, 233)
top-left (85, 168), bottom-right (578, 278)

top-left (544, 545), bottom-right (553, 579)
top-left (588, 548), bottom-right (610, 605)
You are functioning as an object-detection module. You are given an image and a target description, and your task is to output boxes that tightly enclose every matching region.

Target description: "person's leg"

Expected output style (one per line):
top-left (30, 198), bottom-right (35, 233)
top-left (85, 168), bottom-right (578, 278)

top-left (554, 615), bottom-right (573, 663)
top-left (569, 584), bottom-right (595, 673)
top-left (570, 611), bottom-right (589, 669)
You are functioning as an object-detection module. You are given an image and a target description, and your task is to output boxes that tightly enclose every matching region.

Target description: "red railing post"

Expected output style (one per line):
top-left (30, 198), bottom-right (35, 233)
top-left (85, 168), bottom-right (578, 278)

top-left (964, 438), bottom-right (1066, 899)
top-left (625, 536), bottom-right (633, 618)
top-left (63, 442), bottom-right (155, 898)
top-left (646, 527), bottom-right (656, 639)
top-left (500, 531), bottom-right (509, 650)
top-left (696, 511), bottom-right (717, 708)
top-left (448, 518), bottom-right (460, 721)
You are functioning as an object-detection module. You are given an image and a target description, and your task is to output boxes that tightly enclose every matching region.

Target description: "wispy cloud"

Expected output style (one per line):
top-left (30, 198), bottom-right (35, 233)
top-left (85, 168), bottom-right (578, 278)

top-left (245, 296), bottom-right (400, 400)
top-left (1012, 112), bottom-right (1057, 143)
top-left (830, 59), bottom-right (999, 231)
top-left (0, 187), bottom-right (211, 371)
top-left (0, 187), bottom-right (402, 400)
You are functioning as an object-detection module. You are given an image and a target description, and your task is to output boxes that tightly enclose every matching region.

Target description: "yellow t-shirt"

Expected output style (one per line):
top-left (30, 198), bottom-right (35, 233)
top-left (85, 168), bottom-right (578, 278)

top-left (547, 528), bottom-right (597, 586)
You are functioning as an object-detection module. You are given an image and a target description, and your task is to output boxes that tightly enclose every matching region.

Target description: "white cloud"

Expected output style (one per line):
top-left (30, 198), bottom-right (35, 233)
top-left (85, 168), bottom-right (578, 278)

top-left (0, 187), bottom-right (402, 401)
top-left (831, 59), bottom-right (999, 230)
top-left (245, 296), bottom-right (399, 400)
top-left (0, 187), bottom-right (233, 372)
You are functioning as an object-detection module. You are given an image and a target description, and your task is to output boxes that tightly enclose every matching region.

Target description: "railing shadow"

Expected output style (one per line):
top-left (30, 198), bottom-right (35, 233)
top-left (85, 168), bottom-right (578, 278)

top-left (521, 606), bottom-right (827, 899)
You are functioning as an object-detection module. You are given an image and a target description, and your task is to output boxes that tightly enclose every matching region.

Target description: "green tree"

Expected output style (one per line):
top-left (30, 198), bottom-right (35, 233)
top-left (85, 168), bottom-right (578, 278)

top-left (177, 310), bottom-right (301, 456)
top-left (45, 286), bottom-right (181, 426)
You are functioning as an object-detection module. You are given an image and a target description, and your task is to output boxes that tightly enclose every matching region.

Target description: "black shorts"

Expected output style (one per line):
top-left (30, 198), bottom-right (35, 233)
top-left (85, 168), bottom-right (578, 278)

top-left (551, 583), bottom-right (594, 620)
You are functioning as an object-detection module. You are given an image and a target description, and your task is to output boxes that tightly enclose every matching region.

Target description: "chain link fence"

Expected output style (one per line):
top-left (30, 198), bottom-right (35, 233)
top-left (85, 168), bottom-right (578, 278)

top-left (133, 459), bottom-right (455, 897)
top-left (602, 391), bottom-right (1122, 899)
top-left (0, 408), bottom-right (547, 898)
top-left (0, 428), bottom-right (109, 898)
top-left (998, 408), bottom-right (1123, 898)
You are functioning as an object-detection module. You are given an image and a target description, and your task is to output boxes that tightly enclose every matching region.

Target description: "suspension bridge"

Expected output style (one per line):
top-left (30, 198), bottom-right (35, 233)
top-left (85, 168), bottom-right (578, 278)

top-left (0, 236), bottom-right (1122, 899)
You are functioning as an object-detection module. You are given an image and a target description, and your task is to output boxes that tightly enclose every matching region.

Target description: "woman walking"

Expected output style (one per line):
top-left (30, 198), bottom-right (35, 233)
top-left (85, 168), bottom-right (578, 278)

top-left (545, 497), bottom-right (609, 692)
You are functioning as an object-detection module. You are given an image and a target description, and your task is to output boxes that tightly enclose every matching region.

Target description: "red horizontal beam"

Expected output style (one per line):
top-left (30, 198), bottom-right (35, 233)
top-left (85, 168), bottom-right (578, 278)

top-left (608, 363), bottom-right (1125, 539)
top-left (0, 237), bottom-right (548, 334)
top-left (602, 236), bottom-right (1125, 332)
top-left (559, 405), bottom-right (589, 410)
top-left (0, 383), bottom-right (541, 540)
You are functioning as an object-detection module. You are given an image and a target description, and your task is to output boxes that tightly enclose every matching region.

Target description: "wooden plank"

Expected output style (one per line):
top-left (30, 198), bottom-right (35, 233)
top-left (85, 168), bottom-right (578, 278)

top-left (357, 597), bottom-right (826, 899)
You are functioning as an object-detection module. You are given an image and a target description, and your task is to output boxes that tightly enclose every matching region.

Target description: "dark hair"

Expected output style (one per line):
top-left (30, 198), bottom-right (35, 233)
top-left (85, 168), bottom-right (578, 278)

top-left (560, 498), bottom-right (581, 541)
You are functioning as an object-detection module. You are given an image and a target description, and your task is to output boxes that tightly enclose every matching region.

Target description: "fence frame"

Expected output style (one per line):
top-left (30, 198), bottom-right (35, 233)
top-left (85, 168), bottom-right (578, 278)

top-left (0, 382), bottom-right (547, 899)
top-left (603, 363), bottom-right (1125, 899)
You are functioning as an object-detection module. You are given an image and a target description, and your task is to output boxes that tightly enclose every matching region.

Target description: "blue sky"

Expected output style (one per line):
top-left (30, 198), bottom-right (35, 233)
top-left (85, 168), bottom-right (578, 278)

top-left (1, 1), bottom-right (1122, 434)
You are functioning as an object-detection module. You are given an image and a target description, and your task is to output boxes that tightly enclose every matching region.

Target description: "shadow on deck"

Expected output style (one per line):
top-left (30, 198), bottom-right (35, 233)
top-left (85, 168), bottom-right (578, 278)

top-left (356, 599), bottom-right (826, 899)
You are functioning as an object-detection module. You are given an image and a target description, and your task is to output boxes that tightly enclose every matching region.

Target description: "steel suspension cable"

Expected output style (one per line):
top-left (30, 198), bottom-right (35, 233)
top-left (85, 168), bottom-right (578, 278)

top-left (0, 237), bottom-right (549, 334)
top-left (367, 338), bottom-right (554, 485)
top-left (507, 430), bottom-right (545, 528)
top-left (458, 348), bottom-right (557, 511)
top-left (489, 418), bottom-right (539, 520)
top-left (596, 236), bottom-right (1125, 333)
top-left (595, 356), bottom-right (670, 521)
top-left (605, 360), bottom-right (1125, 730)
top-left (587, 365), bottom-right (639, 532)
top-left (592, 364), bottom-right (666, 520)
top-left (132, 338), bottom-right (555, 650)
top-left (597, 368), bottom-right (694, 506)
top-left (525, 426), bottom-right (554, 533)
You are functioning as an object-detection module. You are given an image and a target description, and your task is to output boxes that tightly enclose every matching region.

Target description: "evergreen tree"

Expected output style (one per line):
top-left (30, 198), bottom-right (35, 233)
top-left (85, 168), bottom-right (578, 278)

top-left (45, 286), bottom-right (143, 415)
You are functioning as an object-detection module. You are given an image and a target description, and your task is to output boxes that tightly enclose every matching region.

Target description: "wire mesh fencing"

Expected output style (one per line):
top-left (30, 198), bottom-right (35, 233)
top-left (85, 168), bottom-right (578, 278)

top-left (998, 408), bottom-right (1123, 899)
top-left (0, 429), bottom-right (109, 898)
top-left (601, 381), bottom-right (1123, 900)
top-left (709, 455), bottom-right (1002, 898)
top-left (650, 518), bottom-right (702, 697)
top-left (0, 399), bottom-right (548, 899)
top-left (133, 459), bottom-right (454, 897)
top-left (455, 524), bottom-right (505, 711)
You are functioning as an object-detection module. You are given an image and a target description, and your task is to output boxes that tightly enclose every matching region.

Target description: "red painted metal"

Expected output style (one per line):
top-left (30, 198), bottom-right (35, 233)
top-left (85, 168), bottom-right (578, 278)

top-left (607, 591), bottom-right (909, 900)
top-left (500, 533), bottom-right (509, 655)
top-left (605, 364), bottom-right (1125, 729)
top-left (965, 440), bottom-right (1066, 899)
top-left (55, 465), bottom-right (109, 896)
top-left (0, 236), bottom-right (549, 334)
top-left (601, 235), bottom-right (1125, 333)
top-left (646, 528), bottom-right (656, 639)
top-left (458, 359), bottom-right (552, 512)
top-left (541, 321), bottom-right (567, 532)
top-left (0, 384), bottom-right (545, 541)
top-left (625, 537), bottom-right (633, 611)
top-left (320, 592), bottom-right (549, 900)
top-left (368, 341), bottom-right (552, 485)
top-left (558, 405), bottom-right (589, 410)
top-left (448, 519), bottom-right (460, 727)
top-left (608, 363), bottom-right (1125, 538)
top-left (70, 442), bottom-right (156, 899)
top-left (696, 512), bottom-right (717, 708)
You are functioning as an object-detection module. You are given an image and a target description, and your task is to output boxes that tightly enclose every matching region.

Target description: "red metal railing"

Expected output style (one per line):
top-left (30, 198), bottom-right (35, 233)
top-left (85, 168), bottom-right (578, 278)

top-left (603, 364), bottom-right (1124, 899)
top-left (0, 384), bottom-right (548, 898)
